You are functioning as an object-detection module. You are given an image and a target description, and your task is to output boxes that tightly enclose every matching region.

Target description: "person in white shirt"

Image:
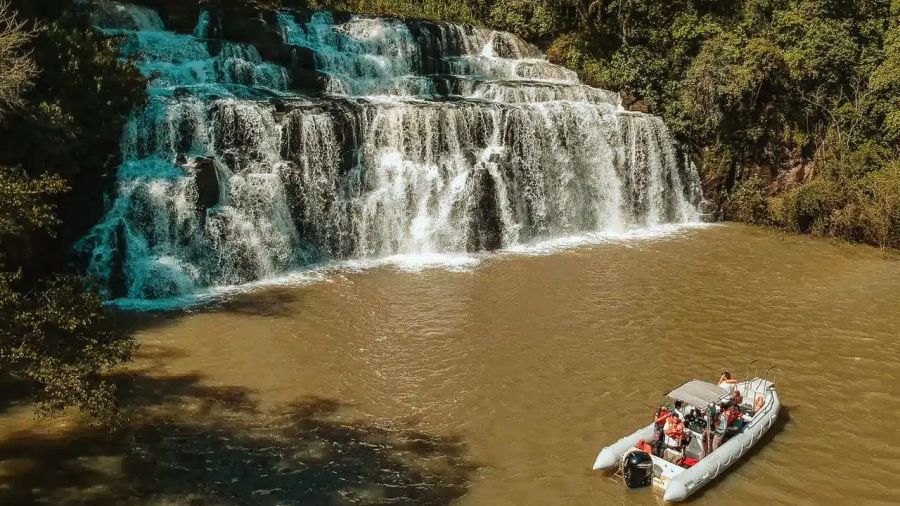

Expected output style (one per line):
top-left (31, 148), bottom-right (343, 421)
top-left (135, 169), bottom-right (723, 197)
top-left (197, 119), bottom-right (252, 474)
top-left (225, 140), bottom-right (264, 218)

top-left (718, 371), bottom-right (738, 392)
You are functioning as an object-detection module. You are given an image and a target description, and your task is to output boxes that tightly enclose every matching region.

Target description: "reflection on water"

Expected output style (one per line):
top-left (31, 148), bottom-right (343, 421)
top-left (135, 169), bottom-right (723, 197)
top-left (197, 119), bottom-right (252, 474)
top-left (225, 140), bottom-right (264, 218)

top-left (0, 349), bottom-right (475, 505)
top-left (2, 223), bottom-right (900, 505)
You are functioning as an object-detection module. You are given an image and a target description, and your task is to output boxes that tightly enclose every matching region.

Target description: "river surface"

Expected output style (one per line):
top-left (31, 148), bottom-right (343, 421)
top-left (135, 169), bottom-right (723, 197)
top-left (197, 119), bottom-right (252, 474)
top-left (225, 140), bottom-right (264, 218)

top-left (2, 223), bottom-right (899, 505)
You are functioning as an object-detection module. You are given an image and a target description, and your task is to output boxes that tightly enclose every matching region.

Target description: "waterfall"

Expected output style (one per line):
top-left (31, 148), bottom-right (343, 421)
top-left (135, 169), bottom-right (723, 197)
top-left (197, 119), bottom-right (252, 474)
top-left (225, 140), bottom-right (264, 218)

top-left (77, 1), bottom-right (702, 301)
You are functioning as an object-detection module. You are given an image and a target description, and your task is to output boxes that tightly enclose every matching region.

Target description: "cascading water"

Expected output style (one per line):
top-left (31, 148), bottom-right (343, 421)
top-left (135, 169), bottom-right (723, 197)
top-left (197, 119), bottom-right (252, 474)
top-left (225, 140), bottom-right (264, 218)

top-left (78, 1), bottom-right (702, 301)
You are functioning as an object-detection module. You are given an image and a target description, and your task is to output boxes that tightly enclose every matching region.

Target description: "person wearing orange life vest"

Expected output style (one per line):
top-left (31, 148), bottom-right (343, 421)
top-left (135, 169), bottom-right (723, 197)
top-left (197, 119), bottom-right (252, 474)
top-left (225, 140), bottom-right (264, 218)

top-left (726, 402), bottom-right (753, 435)
top-left (663, 412), bottom-right (687, 464)
top-left (664, 412), bottom-right (685, 449)
top-left (726, 403), bottom-right (742, 425)
top-left (654, 405), bottom-right (670, 426)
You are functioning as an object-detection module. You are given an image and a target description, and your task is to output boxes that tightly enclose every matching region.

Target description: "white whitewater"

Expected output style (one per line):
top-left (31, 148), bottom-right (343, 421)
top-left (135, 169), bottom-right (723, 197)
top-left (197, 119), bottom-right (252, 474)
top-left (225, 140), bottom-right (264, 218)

top-left (78, 1), bottom-right (702, 301)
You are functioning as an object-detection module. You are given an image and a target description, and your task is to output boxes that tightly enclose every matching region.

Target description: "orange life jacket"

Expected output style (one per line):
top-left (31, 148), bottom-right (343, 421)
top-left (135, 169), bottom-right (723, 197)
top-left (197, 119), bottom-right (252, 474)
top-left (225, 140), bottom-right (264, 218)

top-left (665, 419), bottom-right (684, 439)
top-left (635, 439), bottom-right (654, 453)
top-left (654, 407), bottom-right (670, 425)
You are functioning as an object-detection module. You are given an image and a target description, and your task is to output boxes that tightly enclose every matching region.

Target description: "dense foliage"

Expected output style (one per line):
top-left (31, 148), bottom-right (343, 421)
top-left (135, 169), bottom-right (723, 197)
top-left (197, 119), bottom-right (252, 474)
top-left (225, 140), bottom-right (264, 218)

top-left (0, 1), bottom-right (139, 422)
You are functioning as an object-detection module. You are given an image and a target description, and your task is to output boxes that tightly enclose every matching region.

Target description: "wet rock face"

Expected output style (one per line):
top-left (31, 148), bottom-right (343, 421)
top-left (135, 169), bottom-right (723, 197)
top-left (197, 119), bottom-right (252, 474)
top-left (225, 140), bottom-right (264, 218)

top-left (222, 11), bottom-right (282, 60)
top-left (77, 2), bottom-right (702, 300)
top-left (621, 93), bottom-right (651, 113)
top-left (194, 157), bottom-right (220, 212)
top-left (467, 168), bottom-right (503, 252)
top-left (130, 0), bottom-right (203, 32)
top-left (109, 220), bottom-right (129, 299)
top-left (280, 45), bottom-right (327, 93)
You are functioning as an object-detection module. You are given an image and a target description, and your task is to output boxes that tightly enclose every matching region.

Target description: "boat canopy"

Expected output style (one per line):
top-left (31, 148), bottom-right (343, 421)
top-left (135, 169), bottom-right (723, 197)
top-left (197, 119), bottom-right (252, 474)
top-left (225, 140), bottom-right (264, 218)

top-left (666, 380), bottom-right (727, 407)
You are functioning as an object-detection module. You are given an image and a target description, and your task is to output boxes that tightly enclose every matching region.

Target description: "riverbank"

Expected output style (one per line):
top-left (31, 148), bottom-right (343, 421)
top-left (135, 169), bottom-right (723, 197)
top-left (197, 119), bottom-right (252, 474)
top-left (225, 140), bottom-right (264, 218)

top-left (1, 223), bottom-right (898, 505)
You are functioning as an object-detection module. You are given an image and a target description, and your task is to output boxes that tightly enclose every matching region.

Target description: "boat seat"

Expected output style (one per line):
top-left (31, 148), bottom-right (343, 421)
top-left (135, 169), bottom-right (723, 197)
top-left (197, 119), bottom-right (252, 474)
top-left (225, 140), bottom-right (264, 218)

top-left (683, 433), bottom-right (703, 460)
top-left (663, 448), bottom-right (682, 464)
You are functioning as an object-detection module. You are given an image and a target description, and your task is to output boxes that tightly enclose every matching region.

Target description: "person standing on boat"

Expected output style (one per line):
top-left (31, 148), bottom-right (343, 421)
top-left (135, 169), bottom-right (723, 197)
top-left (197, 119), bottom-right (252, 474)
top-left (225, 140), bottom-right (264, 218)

top-left (711, 404), bottom-right (729, 452)
top-left (663, 413), bottom-right (686, 463)
top-left (701, 403), bottom-right (717, 458)
top-left (652, 405), bottom-right (670, 456)
top-left (726, 402), bottom-right (753, 435)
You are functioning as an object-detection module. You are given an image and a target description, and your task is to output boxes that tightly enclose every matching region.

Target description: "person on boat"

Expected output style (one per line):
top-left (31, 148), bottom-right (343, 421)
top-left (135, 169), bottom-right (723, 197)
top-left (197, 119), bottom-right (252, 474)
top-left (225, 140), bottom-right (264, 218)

top-left (663, 413), bottom-right (686, 463)
top-left (653, 405), bottom-right (670, 455)
top-left (753, 395), bottom-right (765, 414)
top-left (726, 403), bottom-right (744, 435)
top-left (718, 371), bottom-right (738, 392)
top-left (732, 388), bottom-right (743, 406)
top-left (711, 404), bottom-right (729, 452)
top-left (701, 403), bottom-right (717, 458)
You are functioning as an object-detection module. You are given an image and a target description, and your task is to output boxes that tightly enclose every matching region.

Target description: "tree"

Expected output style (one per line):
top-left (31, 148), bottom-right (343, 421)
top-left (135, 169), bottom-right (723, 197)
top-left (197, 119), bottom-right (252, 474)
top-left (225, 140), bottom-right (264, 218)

top-left (0, 269), bottom-right (136, 423)
top-left (0, 2), bottom-right (135, 424)
top-left (0, 0), bottom-right (36, 115)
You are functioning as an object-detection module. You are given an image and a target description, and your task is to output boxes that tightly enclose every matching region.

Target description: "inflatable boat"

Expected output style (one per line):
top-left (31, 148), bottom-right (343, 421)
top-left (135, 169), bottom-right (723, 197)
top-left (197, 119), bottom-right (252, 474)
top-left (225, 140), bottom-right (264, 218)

top-left (592, 373), bottom-right (780, 501)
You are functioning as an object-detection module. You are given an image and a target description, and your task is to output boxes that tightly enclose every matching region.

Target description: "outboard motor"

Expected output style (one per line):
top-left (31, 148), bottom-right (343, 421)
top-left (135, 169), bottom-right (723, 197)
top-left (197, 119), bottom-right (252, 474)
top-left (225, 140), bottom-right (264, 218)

top-left (622, 450), bottom-right (653, 488)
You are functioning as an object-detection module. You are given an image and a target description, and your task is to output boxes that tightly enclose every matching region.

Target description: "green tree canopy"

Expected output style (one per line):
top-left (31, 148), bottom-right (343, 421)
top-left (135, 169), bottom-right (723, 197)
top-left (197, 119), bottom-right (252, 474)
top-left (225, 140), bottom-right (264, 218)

top-left (0, 1), bottom-right (136, 424)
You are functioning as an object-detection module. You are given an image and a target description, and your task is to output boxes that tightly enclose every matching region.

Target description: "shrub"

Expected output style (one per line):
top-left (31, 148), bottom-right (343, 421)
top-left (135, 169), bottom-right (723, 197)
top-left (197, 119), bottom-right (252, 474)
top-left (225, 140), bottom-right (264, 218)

top-left (791, 178), bottom-right (845, 234)
top-left (726, 176), bottom-right (770, 225)
top-left (855, 163), bottom-right (900, 248)
top-left (824, 141), bottom-right (892, 180)
top-left (767, 191), bottom-right (798, 230)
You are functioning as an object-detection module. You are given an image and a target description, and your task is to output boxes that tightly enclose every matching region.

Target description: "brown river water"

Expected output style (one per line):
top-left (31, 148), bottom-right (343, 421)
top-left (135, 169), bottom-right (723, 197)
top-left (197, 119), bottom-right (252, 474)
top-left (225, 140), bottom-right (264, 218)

top-left (1, 223), bottom-right (899, 505)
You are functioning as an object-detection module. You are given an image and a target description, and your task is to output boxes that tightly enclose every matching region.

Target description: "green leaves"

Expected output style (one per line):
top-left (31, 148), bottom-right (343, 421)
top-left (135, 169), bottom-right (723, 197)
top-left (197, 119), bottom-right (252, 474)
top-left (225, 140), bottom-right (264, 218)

top-left (776, 12), bottom-right (857, 90)
top-left (0, 274), bottom-right (137, 425)
top-left (726, 175), bottom-right (772, 225)
top-left (0, 167), bottom-right (68, 238)
top-left (526, 0), bottom-right (899, 246)
top-left (488, 0), bottom-right (569, 41)
top-left (0, 163), bottom-right (135, 425)
top-left (871, 7), bottom-right (900, 94)
top-left (0, 3), bottom-right (138, 425)
top-left (0, 0), bottom-right (896, 426)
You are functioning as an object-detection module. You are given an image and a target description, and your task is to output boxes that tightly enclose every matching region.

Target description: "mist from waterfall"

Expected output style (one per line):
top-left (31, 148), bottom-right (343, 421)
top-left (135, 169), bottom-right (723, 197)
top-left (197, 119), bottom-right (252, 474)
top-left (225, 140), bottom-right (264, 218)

top-left (77, 2), bottom-right (702, 302)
